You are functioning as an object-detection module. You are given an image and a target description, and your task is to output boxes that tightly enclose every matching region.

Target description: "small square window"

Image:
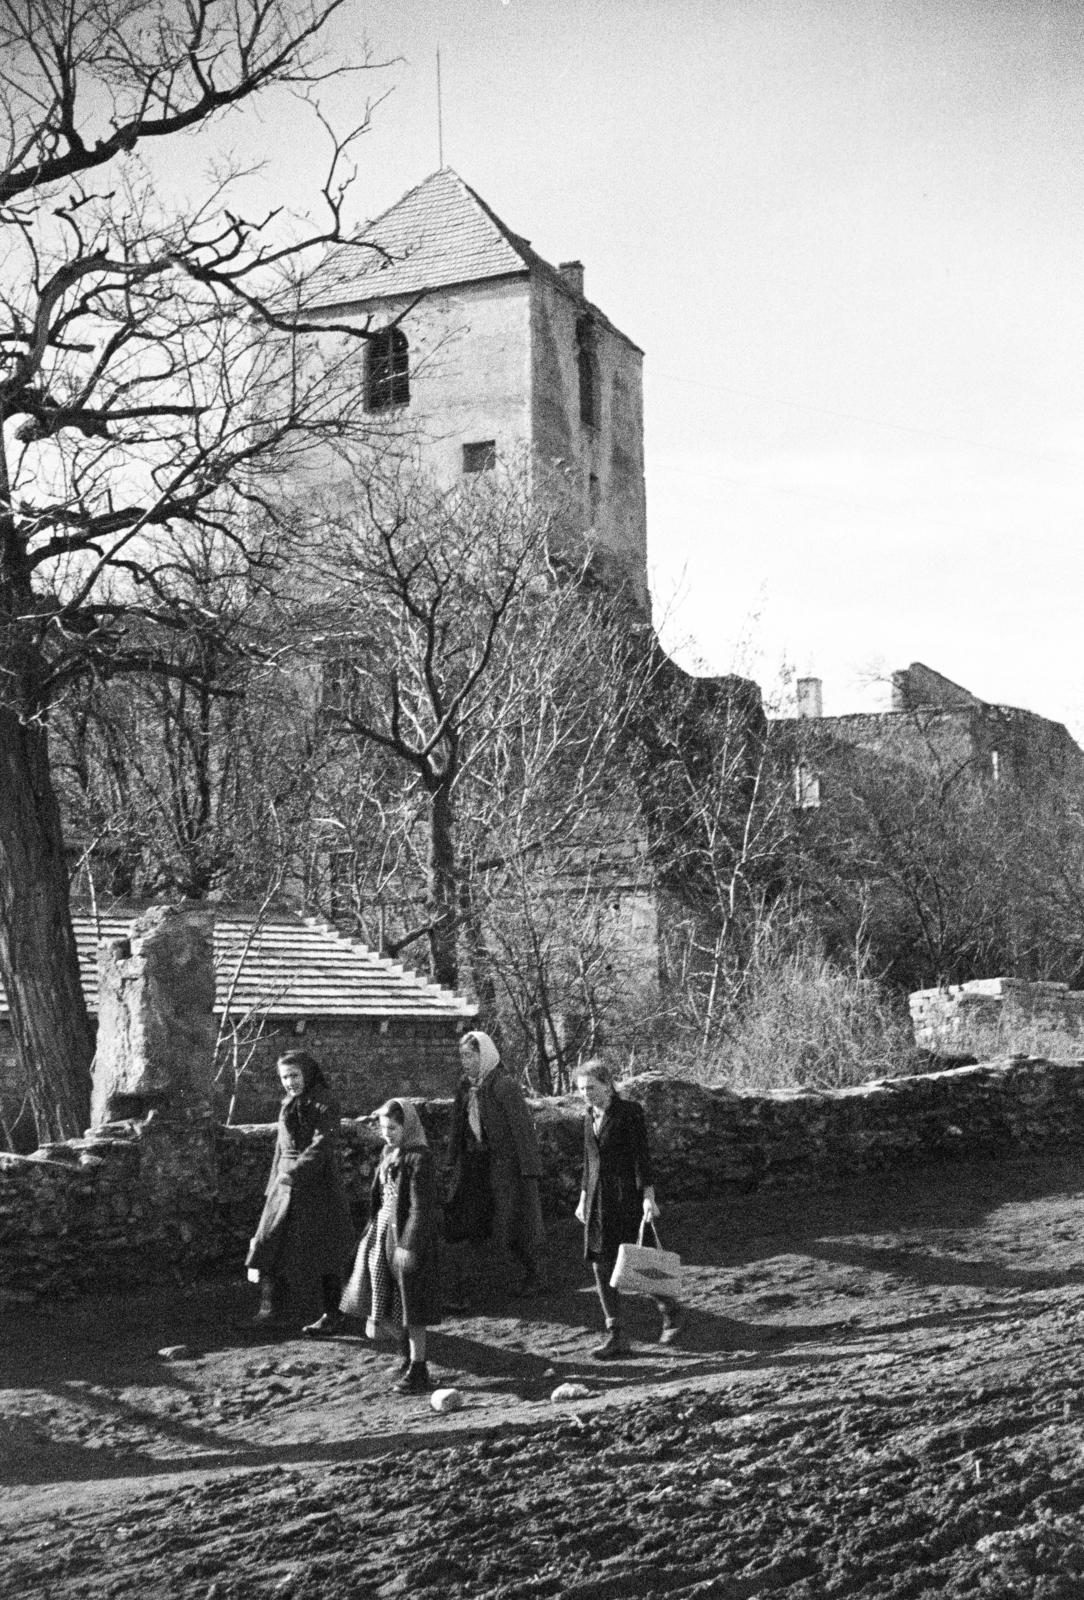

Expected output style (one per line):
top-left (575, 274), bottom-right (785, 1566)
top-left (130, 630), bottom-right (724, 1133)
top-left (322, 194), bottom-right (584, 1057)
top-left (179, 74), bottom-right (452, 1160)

top-left (462, 440), bottom-right (496, 474)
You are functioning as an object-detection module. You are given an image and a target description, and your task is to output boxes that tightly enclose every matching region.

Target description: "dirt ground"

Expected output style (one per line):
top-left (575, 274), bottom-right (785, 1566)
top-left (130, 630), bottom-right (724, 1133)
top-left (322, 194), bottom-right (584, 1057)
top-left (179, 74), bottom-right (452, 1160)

top-left (5, 1153), bottom-right (1084, 1598)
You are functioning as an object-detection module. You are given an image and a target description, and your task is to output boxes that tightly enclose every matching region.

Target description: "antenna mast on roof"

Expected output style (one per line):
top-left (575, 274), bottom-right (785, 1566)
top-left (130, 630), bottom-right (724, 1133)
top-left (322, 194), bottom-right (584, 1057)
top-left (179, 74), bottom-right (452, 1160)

top-left (436, 47), bottom-right (444, 168)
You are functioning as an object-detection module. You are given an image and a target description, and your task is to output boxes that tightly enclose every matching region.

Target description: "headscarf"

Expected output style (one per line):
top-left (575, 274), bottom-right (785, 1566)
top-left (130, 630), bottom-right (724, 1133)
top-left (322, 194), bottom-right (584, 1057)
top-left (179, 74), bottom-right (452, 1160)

top-left (279, 1051), bottom-right (332, 1141)
top-left (460, 1030), bottom-right (500, 1142)
top-left (375, 1097), bottom-right (428, 1177)
top-left (278, 1050), bottom-right (329, 1097)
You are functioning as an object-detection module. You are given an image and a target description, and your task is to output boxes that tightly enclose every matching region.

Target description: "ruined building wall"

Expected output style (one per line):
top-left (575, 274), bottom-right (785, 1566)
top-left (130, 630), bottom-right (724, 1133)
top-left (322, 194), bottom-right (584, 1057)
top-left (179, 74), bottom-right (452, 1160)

top-left (530, 271), bottom-right (647, 610)
top-left (911, 977), bottom-right (1084, 1061)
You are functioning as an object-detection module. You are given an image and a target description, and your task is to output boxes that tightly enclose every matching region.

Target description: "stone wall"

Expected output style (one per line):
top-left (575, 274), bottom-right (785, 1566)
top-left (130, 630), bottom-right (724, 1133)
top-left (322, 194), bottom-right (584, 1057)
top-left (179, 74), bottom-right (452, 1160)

top-left (7, 1057), bottom-right (1084, 1304)
top-left (0, 1016), bottom-right (464, 1150)
top-left (0, 1115), bottom-right (218, 1301)
top-left (911, 978), bottom-right (1084, 1061)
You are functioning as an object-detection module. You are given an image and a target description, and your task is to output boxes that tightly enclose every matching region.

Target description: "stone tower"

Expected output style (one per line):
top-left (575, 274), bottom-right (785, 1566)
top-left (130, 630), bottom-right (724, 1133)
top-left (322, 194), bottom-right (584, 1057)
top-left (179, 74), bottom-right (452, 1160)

top-left (297, 168), bottom-right (649, 613)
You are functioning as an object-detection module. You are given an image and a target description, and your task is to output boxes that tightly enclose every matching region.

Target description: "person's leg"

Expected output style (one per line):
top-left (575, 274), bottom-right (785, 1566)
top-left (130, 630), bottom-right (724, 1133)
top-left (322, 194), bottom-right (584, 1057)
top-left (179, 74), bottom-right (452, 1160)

top-left (654, 1295), bottom-right (684, 1344)
top-left (254, 1272), bottom-right (288, 1327)
top-left (389, 1327), bottom-right (411, 1376)
top-left (590, 1256), bottom-right (626, 1357)
top-left (303, 1274), bottom-right (346, 1336)
top-left (394, 1325), bottom-right (431, 1393)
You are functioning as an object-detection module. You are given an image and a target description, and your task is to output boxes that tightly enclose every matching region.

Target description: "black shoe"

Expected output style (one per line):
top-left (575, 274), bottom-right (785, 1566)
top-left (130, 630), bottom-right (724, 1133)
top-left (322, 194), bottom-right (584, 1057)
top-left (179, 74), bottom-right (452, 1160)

top-left (248, 1304), bottom-right (289, 1335)
top-left (393, 1360), bottom-right (431, 1395)
top-left (591, 1327), bottom-right (628, 1360)
top-left (302, 1311), bottom-right (345, 1338)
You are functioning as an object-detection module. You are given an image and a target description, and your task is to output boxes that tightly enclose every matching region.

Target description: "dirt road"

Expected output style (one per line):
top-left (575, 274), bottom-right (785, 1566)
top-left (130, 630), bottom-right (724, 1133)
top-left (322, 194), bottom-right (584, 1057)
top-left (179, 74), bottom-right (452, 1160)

top-left (4, 1153), bottom-right (1084, 1597)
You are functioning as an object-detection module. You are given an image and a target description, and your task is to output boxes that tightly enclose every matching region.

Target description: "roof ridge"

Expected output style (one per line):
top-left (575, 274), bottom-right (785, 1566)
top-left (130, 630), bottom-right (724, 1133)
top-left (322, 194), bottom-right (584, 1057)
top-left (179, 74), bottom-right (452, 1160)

top-left (453, 172), bottom-right (537, 270)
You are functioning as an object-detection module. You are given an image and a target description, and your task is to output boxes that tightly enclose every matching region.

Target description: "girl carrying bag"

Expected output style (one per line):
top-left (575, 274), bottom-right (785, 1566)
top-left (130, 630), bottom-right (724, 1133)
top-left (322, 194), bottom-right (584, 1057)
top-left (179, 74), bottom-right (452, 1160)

top-left (609, 1218), bottom-right (682, 1300)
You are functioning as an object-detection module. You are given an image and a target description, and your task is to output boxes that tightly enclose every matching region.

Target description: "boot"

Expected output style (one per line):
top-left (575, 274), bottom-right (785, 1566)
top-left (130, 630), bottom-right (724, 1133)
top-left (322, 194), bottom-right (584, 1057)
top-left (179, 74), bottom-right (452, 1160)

top-left (393, 1360), bottom-right (431, 1395)
top-left (251, 1275), bottom-right (288, 1331)
top-left (658, 1302), bottom-right (685, 1346)
top-left (591, 1324), bottom-right (628, 1360)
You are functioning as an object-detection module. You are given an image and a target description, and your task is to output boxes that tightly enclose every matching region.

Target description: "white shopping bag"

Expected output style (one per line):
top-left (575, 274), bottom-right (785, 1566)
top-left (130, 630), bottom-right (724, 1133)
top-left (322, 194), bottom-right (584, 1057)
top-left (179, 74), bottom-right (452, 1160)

top-left (609, 1219), bottom-right (682, 1300)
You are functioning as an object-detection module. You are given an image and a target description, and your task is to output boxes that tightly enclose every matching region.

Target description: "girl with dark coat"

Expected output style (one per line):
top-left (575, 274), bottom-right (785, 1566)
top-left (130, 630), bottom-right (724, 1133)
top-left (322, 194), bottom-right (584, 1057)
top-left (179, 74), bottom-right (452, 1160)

top-left (575, 1058), bottom-right (683, 1359)
top-left (341, 1099), bottom-right (442, 1395)
top-left (245, 1050), bottom-right (355, 1335)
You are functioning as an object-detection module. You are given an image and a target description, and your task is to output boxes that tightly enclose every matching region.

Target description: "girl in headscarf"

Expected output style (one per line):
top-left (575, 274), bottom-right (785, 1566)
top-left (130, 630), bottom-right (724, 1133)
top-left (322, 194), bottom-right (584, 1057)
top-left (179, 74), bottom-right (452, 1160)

top-left (341, 1098), bottom-right (442, 1394)
top-left (245, 1050), bottom-right (355, 1335)
top-left (443, 1030), bottom-right (545, 1304)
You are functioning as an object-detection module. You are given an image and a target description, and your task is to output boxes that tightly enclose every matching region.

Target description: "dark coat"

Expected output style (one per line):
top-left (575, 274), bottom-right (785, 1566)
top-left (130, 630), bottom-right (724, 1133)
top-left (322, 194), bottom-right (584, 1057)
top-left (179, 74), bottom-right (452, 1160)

top-left (444, 1068), bottom-right (544, 1258)
top-left (582, 1091), bottom-right (654, 1262)
top-left (363, 1146), bottom-right (443, 1327)
top-left (246, 1091), bottom-right (355, 1285)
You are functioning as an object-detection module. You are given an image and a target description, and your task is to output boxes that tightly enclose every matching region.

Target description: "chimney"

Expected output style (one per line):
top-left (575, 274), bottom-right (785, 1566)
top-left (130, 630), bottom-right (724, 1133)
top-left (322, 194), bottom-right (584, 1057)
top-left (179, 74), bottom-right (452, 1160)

top-left (796, 677), bottom-right (823, 719)
top-left (559, 260), bottom-right (585, 296)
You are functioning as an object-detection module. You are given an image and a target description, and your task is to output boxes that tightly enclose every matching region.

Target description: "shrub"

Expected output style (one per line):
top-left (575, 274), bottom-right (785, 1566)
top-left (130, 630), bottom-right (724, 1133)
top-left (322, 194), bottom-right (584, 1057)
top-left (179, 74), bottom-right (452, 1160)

top-left (630, 927), bottom-right (922, 1092)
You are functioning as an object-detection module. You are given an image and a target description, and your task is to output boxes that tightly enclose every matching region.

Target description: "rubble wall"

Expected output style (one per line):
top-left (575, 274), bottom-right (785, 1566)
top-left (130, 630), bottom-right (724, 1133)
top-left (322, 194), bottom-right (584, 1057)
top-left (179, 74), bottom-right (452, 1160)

top-left (911, 978), bottom-right (1084, 1060)
top-left (5, 1058), bottom-right (1084, 1303)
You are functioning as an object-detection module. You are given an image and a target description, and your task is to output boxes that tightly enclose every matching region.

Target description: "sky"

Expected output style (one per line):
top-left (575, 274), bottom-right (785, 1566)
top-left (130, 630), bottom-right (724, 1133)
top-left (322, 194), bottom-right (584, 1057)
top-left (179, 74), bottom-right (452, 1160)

top-left (184, 0), bottom-right (1084, 732)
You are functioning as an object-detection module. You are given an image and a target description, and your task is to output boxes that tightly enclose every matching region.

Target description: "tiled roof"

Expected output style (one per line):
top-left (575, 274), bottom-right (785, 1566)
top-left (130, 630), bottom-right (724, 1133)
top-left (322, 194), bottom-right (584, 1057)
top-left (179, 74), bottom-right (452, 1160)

top-left (301, 167), bottom-right (533, 310)
top-left (0, 913), bottom-right (475, 1024)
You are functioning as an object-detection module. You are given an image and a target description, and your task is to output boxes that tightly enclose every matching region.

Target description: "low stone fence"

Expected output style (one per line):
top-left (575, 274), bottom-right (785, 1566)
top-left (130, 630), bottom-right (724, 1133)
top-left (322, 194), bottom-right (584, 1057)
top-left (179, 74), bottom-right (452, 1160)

top-left (5, 1057), bottom-right (1084, 1303)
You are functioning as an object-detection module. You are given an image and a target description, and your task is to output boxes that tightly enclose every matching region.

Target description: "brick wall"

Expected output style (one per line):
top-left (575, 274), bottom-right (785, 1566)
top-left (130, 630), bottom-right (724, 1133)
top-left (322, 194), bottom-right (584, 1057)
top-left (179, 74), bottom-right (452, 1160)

top-left (219, 1019), bottom-right (463, 1123)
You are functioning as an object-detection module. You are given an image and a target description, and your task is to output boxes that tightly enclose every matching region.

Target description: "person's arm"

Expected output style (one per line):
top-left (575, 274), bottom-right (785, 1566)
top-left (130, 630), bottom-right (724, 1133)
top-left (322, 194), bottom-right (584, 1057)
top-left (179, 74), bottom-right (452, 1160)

top-left (277, 1103), bottom-right (336, 1188)
top-left (395, 1151), bottom-right (435, 1269)
top-left (576, 1113), bottom-right (592, 1223)
top-left (492, 1075), bottom-right (543, 1177)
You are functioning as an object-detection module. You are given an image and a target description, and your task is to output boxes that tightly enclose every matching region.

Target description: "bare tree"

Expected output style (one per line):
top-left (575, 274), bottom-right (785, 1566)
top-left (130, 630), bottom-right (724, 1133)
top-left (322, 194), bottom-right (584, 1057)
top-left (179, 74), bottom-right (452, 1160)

top-left (0, 0), bottom-right (382, 1138)
top-left (789, 713), bottom-right (1049, 990)
top-left (301, 463), bottom-right (654, 1016)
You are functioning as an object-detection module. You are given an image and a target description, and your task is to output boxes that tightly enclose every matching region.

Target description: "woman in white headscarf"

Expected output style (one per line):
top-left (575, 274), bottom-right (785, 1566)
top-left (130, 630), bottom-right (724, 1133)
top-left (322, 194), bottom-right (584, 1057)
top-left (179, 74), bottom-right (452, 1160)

top-left (341, 1098), bottom-right (442, 1394)
top-left (443, 1030), bottom-right (545, 1303)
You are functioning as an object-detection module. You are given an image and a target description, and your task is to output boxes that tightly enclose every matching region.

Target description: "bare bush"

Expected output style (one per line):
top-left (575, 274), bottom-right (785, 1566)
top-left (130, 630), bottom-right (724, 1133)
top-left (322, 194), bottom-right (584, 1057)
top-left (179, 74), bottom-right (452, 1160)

top-left (635, 922), bottom-right (922, 1093)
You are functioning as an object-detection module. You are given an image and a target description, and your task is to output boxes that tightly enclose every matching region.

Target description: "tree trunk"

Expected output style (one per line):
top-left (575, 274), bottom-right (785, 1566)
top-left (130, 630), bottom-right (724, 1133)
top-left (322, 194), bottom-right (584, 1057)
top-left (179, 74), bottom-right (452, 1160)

top-left (458, 871), bottom-right (501, 1034)
top-left (427, 776), bottom-right (458, 989)
top-left (0, 706), bottom-right (94, 1140)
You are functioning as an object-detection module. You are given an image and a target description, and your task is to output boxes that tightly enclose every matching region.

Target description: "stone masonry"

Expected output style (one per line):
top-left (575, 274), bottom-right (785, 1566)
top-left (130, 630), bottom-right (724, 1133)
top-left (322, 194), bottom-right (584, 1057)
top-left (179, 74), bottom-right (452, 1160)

top-left (911, 977), bottom-right (1084, 1061)
top-left (7, 1056), bottom-right (1084, 1302)
top-left (93, 903), bottom-right (216, 1125)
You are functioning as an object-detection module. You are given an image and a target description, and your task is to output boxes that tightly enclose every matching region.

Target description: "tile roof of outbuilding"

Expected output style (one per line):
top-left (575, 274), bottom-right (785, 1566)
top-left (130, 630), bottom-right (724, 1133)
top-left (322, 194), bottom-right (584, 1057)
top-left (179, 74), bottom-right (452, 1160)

top-left (0, 912), bottom-right (475, 1024)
